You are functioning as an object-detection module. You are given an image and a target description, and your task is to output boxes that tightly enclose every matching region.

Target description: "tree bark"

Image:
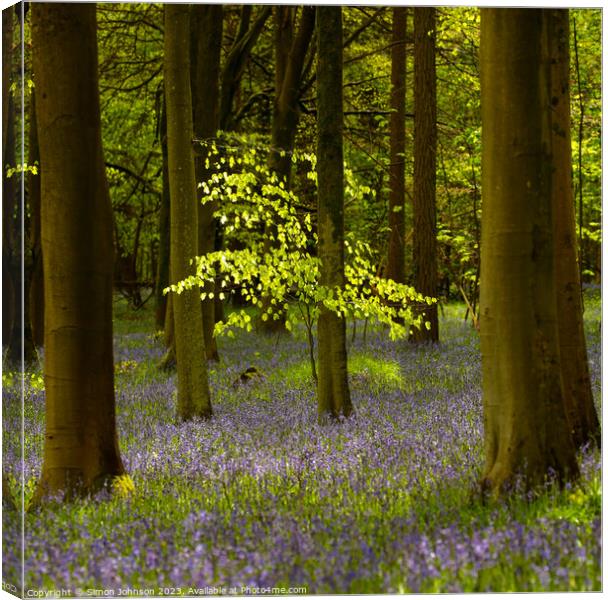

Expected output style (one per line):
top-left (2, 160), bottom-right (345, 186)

top-left (32, 3), bottom-right (126, 499)
top-left (411, 7), bottom-right (439, 343)
top-left (479, 8), bottom-right (578, 496)
top-left (545, 9), bottom-right (600, 449)
top-left (164, 4), bottom-right (212, 420)
top-left (191, 4), bottom-right (222, 361)
top-left (316, 6), bottom-right (352, 424)
top-left (386, 7), bottom-right (407, 286)
top-left (28, 90), bottom-right (44, 348)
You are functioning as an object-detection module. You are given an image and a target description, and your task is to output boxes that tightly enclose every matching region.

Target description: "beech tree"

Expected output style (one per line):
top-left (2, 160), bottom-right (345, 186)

top-left (411, 7), bottom-right (439, 342)
top-left (164, 3), bottom-right (212, 420)
top-left (316, 6), bottom-right (352, 423)
top-left (31, 3), bottom-right (126, 499)
top-left (546, 9), bottom-right (600, 449)
top-left (479, 8), bottom-right (579, 495)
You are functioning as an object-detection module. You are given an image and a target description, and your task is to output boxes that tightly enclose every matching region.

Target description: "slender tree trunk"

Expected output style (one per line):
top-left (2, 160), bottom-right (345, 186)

top-left (260, 6), bottom-right (316, 334)
top-left (386, 7), bottom-right (407, 286)
top-left (2, 6), bottom-right (12, 152)
top-left (191, 4), bottom-right (222, 361)
top-left (316, 6), bottom-right (352, 424)
top-left (2, 91), bottom-right (16, 351)
top-left (2, 7), bottom-right (15, 351)
top-left (164, 4), bottom-right (212, 420)
top-left (219, 6), bottom-right (272, 132)
top-left (479, 8), bottom-right (578, 496)
top-left (28, 90), bottom-right (44, 348)
top-left (411, 7), bottom-right (439, 343)
top-left (545, 9), bottom-right (600, 449)
top-left (32, 3), bottom-right (126, 500)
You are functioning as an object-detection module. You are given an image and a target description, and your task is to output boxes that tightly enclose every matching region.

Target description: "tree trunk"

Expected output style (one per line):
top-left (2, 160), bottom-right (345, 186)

top-left (3, 7), bottom-right (15, 352)
top-left (260, 6), bottom-right (315, 334)
top-left (2, 6), bottom-right (12, 152)
top-left (219, 5), bottom-right (272, 132)
top-left (545, 9), bottom-right (600, 449)
top-left (28, 90), bottom-right (44, 348)
top-left (316, 6), bottom-right (352, 424)
top-left (164, 4), bottom-right (212, 420)
top-left (386, 7), bottom-right (407, 286)
top-left (31, 3), bottom-right (126, 500)
top-left (411, 7), bottom-right (439, 343)
top-left (479, 8), bottom-right (578, 496)
top-left (2, 91), bottom-right (16, 352)
top-left (191, 4), bottom-right (222, 361)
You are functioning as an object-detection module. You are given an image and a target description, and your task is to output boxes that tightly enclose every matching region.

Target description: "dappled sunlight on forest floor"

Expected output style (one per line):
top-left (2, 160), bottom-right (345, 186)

top-left (2, 292), bottom-right (601, 593)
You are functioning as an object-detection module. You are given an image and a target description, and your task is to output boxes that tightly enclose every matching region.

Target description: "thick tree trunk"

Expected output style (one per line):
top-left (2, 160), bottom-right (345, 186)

top-left (411, 7), bottom-right (439, 343)
top-left (191, 4), bottom-right (222, 361)
top-left (164, 4), bottom-right (212, 420)
top-left (386, 7), bottom-right (407, 286)
top-left (32, 3), bottom-right (126, 499)
top-left (545, 10), bottom-right (600, 449)
top-left (28, 91), bottom-right (44, 348)
top-left (316, 7), bottom-right (352, 424)
top-left (479, 8), bottom-right (578, 496)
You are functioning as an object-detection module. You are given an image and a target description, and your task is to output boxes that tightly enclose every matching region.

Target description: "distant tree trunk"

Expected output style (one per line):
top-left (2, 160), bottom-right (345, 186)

top-left (155, 93), bottom-right (170, 332)
top-left (546, 9), bottom-right (600, 449)
top-left (3, 7), bottom-right (15, 352)
top-left (268, 6), bottom-right (315, 185)
top-left (260, 6), bottom-right (315, 334)
top-left (386, 7), bottom-right (407, 286)
top-left (164, 3), bottom-right (212, 420)
top-left (28, 90), bottom-right (44, 348)
top-left (2, 92), bottom-right (16, 351)
top-left (218, 5), bottom-right (272, 132)
top-left (479, 8), bottom-right (578, 496)
top-left (32, 3), bottom-right (126, 499)
top-left (2, 6), bottom-right (11, 152)
top-left (214, 5), bottom-right (270, 323)
top-left (411, 7), bottom-right (438, 342)
top-left (316, 6), bottom-right (352, 424)
top-left (191, 4), bottom-right (222, 361)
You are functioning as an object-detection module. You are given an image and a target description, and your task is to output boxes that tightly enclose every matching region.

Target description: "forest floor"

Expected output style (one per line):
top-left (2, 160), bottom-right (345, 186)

top-left (2, 288), bottom-right (602, 594)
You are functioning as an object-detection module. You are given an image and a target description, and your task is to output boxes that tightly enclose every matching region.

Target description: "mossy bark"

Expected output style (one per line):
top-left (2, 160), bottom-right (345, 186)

top-left (316, 7), bottom-right (352, 424)
top-left (31, 3), bottom-right (126, 500)
top-left (545, 9), bottom-right (600, 449)
top-left (164, 4), bottom-right (212, 420)
top-left (191, 4), bottom-right (222, 361)
top-left (479, 8), bottom-right (578, 496)
top-left (411, 7), bottom-right (439, 343)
